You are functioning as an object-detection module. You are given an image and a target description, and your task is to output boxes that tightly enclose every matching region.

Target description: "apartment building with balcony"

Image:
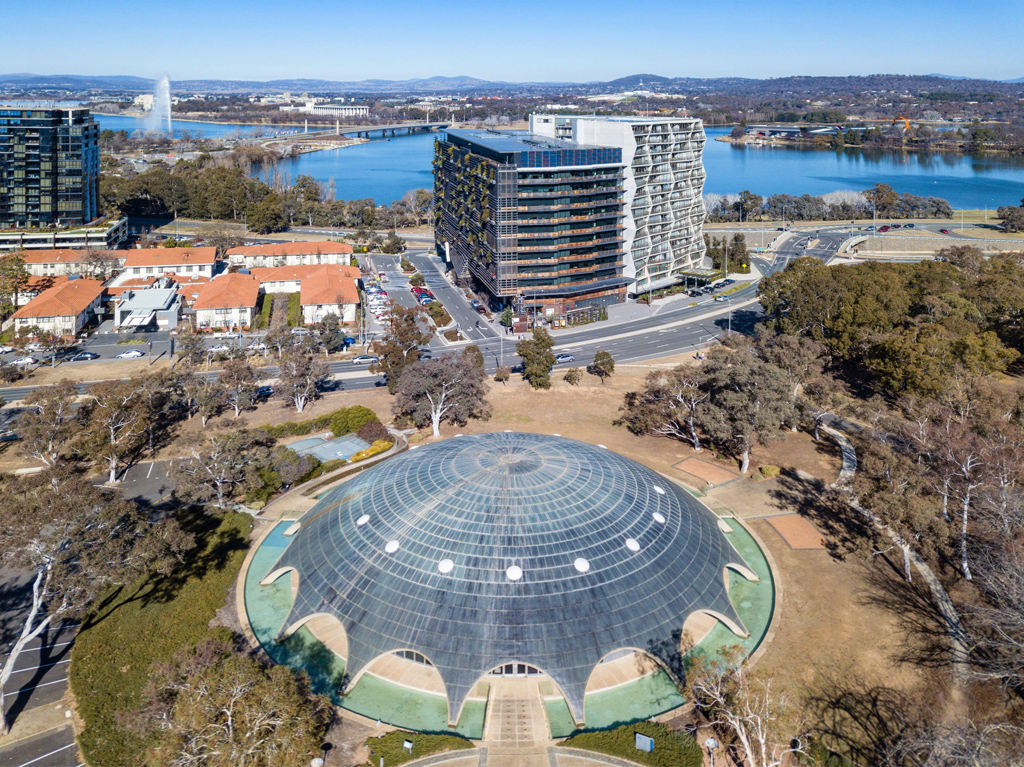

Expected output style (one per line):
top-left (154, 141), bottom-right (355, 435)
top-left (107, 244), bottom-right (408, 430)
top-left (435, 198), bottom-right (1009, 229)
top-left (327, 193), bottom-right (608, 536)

top-left (0, 106), bottom-right (100, 229)
top-left (433, 129), bottom-right (628, 313)
top-left (529, 115), bottom-right (707, 295)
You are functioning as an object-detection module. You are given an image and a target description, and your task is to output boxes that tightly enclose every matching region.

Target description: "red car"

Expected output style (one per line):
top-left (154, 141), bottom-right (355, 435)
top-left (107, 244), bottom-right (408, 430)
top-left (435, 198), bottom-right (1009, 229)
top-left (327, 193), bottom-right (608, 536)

top-left (878, 225), bottom-right (891, 232)
top-left (940, 228), bottom-right (950, 234)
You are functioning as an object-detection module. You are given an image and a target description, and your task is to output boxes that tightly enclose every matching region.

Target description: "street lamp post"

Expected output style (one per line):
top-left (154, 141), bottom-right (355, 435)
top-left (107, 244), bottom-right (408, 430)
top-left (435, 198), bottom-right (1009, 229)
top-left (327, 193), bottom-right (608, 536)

top-left (704, 738), bottom-right (719, 767)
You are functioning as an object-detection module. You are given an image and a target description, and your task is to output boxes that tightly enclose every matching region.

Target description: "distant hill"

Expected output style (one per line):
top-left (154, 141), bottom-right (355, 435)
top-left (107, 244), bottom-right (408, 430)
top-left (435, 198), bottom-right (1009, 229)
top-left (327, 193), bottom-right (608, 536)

top-left (1, 72), bottom-right (1022, 96)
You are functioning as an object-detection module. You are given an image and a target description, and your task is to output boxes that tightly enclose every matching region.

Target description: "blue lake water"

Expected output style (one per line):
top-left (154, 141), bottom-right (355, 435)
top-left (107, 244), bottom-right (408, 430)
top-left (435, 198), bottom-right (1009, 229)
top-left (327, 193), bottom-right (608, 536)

top-left (97, 115), bottom-right (1024, 208)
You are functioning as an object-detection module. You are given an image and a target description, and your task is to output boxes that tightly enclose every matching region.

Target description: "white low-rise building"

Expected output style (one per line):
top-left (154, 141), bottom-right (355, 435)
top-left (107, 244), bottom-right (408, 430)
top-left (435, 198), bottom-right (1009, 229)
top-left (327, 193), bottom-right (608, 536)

top-left (226, 242), bottom-right (355, 269)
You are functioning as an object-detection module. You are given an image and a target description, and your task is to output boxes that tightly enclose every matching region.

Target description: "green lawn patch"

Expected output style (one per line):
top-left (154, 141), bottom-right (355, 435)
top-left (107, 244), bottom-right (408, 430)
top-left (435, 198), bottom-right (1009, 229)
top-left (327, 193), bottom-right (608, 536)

top-left (362, 730), bottom-right (473, 767)
top-left (562, 721), bottom-right (703, 767)
top-left (70, 512), bottom-right (253, 767)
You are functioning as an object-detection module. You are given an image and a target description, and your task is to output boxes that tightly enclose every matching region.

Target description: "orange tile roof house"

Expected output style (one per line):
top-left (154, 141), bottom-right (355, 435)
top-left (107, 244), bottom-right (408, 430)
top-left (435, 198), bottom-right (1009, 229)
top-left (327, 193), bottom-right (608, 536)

top-left (249, 264), bottom-right (360, 324)
top-left (192, 273), bottom-right (260, 330)
top-left (9, 277), bottom-right (105, 336)
top-left (249, 264), bottom-right (360, 294)
top-left (299, 267), bottom-right (361, 324)
top-left (15, 248), bottom-right (126, 277)
top-left (111, 247), bottom-right (217, 286)
top-left (227, 241), bottom-right (354, 268)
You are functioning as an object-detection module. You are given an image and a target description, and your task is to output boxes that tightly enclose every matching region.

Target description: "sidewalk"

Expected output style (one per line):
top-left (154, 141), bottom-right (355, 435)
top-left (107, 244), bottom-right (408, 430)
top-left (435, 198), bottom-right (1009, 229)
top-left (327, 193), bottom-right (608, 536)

top-left (0, 699), bottom-right (72, 749)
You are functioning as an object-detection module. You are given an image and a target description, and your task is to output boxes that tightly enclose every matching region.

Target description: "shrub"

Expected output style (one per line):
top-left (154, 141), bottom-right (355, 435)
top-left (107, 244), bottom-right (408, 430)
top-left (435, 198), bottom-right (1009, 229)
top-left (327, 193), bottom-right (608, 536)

top-left (357, 419), bottom-right (390, 444)
top-left (361, 730), bottom-right (473, 767)
top-left (563, 721), bottom-right (702, 767)
top-left (408, 272), bottom-right (425, 287)
top-left (330, 405), bottom-right (379, 436)
top-left (563, 367), bottom-right (582, 385)
top-left (70, 513), bottom-right (253, 767)
top-left (255, 292), bottom-right (273, 329)
top-left (399, 257), bottom-right (414, 272)
top-left (351, 439), bottom-right (393, 462)
top-left (494, 365), bottom-right (510, 384)
top-left (286, 292), bottom-right (302, 326)
top-left (759, 464), bottom-right (781, 478)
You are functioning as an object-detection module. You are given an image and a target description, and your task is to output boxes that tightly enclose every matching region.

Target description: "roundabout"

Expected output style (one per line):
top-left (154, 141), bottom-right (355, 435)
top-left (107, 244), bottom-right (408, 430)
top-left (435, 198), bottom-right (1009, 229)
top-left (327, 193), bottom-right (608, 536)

top-left (239, 432), bottom-right (776, 739)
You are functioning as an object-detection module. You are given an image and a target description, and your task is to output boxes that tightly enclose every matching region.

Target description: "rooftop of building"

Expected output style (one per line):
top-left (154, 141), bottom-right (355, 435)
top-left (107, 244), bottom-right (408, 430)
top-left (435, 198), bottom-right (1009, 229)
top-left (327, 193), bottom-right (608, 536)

top-left (446, 128), bottom-right (608, 155)
top-left (249, 264), bottom-right (360, 283)
top-left (299, 268), bottom-right (360, 306)
top-left (193, 272), bottom-right (260, 310)
top-left (228, 241), bottom-right (354, 258)
top-left (117, 286), bottom-right (180, 311)
top-left (123, 247), bottom-right (217, 268)
top-left (11, 278), bottom-right (104, 319)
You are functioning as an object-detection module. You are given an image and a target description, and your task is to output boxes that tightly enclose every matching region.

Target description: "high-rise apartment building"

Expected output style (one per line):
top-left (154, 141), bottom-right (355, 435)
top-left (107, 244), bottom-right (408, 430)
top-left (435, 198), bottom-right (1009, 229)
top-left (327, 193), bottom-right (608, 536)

top-left (0, 106), bottom-right (100, 228)
top-left (530, 115), bottom-right (706, 295)
top-left (433, 116), bottom-right (706, 313)
top-left (434, 129), bottom-right (629, 313)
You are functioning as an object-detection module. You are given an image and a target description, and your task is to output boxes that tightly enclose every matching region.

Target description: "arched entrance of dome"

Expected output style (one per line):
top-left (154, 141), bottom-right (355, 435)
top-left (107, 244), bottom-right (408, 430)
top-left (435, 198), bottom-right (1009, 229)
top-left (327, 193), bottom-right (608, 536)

top-left (682, 608), bottom-right (749, 644)
top-left (260, 566), bottom-right (298, 598)
top-left (726, 561), bottom-right (760, 584)
top-left (279, 612), bottom-right (349, 662)
top-left (472, 662), bottom-right (575, 741)
top-left (585, 647), bottom-right (665, 695)
top-left (345, 648), bottom-right (448, 699)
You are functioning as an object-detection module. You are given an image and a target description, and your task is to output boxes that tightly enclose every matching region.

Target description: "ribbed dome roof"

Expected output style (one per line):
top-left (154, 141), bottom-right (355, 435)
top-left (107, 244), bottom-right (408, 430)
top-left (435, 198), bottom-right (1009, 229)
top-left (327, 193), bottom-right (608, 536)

top-left (271, 432), bottom-right (751, 725)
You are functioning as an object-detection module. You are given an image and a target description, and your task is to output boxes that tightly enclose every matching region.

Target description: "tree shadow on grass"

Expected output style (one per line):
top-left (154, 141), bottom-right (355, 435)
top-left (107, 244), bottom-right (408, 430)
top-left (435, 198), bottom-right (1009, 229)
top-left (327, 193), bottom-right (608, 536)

top-left (801, 666), bottom-right (926, 766)
top-left (858, 553), bottom-right (968, 673)
top-left (766, 471), bottom-right (878, 560)
top-left (81, 508), bottom-right (249, 630)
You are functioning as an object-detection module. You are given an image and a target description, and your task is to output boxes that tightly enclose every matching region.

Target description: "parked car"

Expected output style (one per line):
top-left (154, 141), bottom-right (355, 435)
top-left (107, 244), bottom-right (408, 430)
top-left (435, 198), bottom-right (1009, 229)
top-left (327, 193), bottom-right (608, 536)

top-left (555, 353), bottom-right (576, 363)
top-left (352, 355), bottom-right (379, 365)
top-left (0, 345), bottom-right (13, 354)
top-left (255, 386), bottom-right (274, 399)
top-left (291, 327), bottom-right (310, 336)
top-left (70, 351), bottom-right (100, 361)
top-left (207, 345), bottom-right (231, 354)
top-left (116, 349), bottom-right (145, 359)
top-left (12, 356), bottom-right (38, 366)
top-left (343, 337), bottom-right (357, 346)
top-left (246, 342), bottom-right (267, 354)
top-left (475, 305), bottom-right (487, 314)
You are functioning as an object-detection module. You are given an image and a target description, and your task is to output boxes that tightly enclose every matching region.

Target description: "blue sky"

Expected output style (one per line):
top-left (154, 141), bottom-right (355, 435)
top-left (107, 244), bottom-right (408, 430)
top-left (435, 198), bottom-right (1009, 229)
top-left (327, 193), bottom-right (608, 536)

top-left (7, 0), bottom-right (1023, 82)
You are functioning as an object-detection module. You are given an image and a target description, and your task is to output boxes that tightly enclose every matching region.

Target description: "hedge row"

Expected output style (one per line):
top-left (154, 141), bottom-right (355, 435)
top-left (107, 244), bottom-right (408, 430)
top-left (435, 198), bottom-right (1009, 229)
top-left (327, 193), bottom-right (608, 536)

top-left (562, 721), bottom-right (703, 767)
top-left (70, 512), bottom-right (254, 767)
top-left (362, 730), bottom-right (473, 767)
top-left (351, 439), bottom-right (393, 462)
top-left (262, 405), bottom-right (379, 440)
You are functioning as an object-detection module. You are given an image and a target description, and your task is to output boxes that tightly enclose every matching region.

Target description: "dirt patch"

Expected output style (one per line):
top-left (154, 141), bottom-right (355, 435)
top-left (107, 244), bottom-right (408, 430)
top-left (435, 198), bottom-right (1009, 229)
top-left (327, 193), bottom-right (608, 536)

top-left (766, 514), bottom-right (827, 550)
top-left (673, 457), bottom-right (740, 487)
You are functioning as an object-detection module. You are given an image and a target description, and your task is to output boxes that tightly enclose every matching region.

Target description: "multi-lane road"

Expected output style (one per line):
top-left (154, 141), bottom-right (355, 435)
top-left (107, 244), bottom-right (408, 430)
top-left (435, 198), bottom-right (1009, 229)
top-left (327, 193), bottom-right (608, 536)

top-left (0, 228), bottom-right (848, 406)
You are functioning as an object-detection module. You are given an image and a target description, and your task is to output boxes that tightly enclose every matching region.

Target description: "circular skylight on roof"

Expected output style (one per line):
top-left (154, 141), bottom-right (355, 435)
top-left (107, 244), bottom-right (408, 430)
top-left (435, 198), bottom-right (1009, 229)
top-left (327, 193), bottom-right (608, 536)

top-left (653, 485), bottom-right (666, 495)
top-left (653, 512), bottom-right (667, 524)
top-left (385, 540), bottom-right (400, 554)
top-left (573, 558), bottom-right (591, 573)
top-left (356, 514), bottom-right (370, 527)
top-left (506, 565), bottom-right (523, 581)
top-left (438, 559), bottom-right (454, 574)
top-left (625, 538), bottom-right (641, 552)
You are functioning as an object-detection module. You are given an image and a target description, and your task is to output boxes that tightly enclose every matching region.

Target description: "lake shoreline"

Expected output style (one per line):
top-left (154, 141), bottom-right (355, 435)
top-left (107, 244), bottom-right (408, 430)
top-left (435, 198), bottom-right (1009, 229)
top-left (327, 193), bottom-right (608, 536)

top-left (716, 134), bottom-right (1019, 157)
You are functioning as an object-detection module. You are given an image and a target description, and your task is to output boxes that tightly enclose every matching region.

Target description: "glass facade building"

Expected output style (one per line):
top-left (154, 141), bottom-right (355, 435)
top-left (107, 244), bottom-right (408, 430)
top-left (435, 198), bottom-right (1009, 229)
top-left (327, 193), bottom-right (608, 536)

top-left (0, 107), bottom-right (100, 228)
top-left (433, 129), bottom-right (631, 313)
top-left (265, 432), bottom-right (753, 727)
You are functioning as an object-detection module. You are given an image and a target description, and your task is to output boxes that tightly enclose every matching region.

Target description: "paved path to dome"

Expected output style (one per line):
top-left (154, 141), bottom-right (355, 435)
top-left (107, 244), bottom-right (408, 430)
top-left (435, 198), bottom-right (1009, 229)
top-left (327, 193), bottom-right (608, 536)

top-left (482, 678), bottom-right (551, 745)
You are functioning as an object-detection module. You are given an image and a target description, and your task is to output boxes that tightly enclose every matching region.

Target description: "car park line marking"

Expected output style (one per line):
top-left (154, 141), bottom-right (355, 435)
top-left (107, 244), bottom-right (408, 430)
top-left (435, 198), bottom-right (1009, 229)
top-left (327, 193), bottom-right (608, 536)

top-left (11, 742), bottom-right (77, 767)
top-left (146, 462), bottom-right (154, 479)
top-left (9, 658), bottom-right (71, 675)
top-left (15, 677), bottom-right (68, 693)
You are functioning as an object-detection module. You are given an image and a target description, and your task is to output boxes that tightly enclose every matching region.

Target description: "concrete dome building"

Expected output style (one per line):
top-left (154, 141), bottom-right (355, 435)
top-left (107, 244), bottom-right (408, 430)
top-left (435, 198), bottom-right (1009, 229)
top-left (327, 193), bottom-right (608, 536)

top-left (257, 432), bottom-right (761, 730)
